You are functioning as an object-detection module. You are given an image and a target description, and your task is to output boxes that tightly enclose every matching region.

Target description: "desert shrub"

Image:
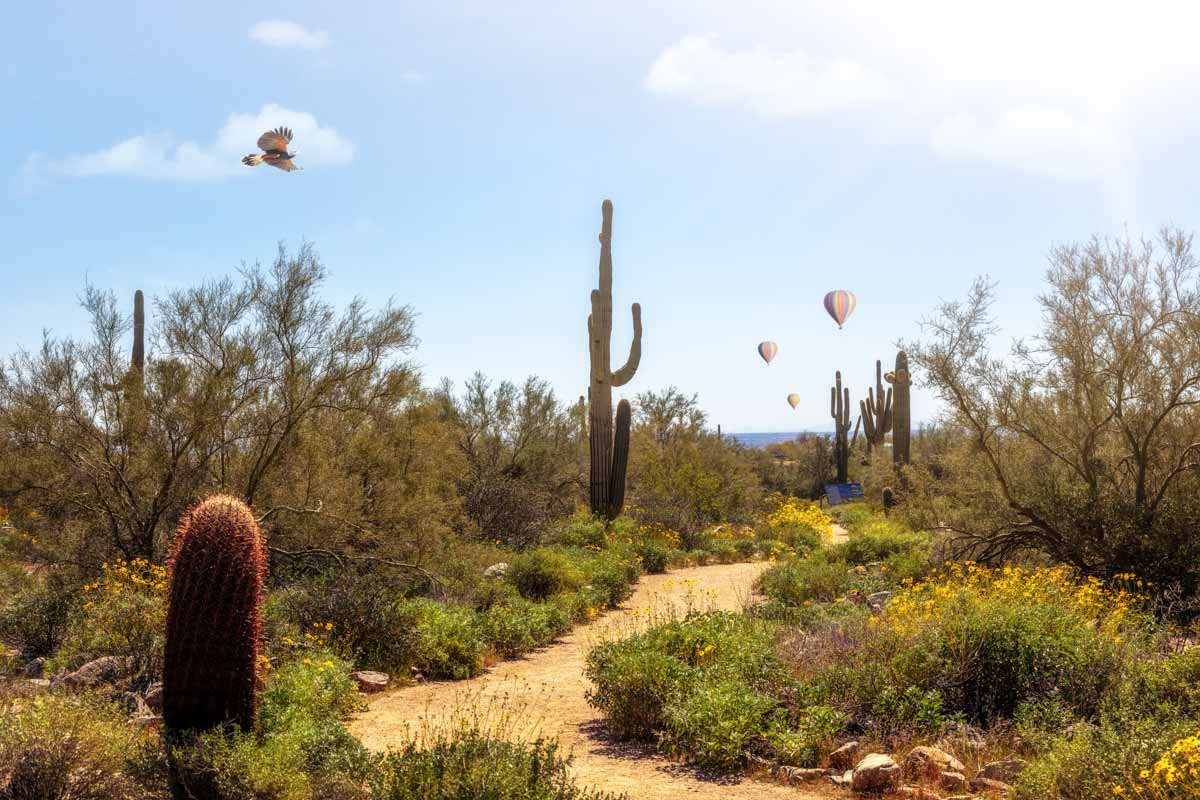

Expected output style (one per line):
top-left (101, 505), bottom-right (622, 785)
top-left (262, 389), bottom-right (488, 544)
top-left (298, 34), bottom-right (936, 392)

top-left (635, 541), bottom-right (670, 574)
top-left (175, 650), bottom-right (370, 800)
top-left (585, 643), bottom-right (694, 739)
top-left (832, 503), bottom-right (873, 532)
top-left (862, 564), bottom-right (1146, 722)
top-left (766, 704), bottom-right (848, 768)
top-left (659, 677), bottom-right (778, 771)
top-left (271, 571), bottom-right (419, 674)
top-left (706, 539), bottom-right (739, 564)
top-left (507, 549), bottom-right (584, 601)
top-left (1014, 697), bottom-right (1079, 752)
top-left (1017, 715), bottom-right (1197, 800)
top-left (543, 512), bottom-right (609, 549)
top-left (756, 550), bottom-right (851, 607)
top-left (470, 578), bottom-right (522, 612)
top-left (577, 549), bottom-right (640, 608)
top-left (402, 599), bottom-right (483, 679)
top-left (827, 518), bottom-right (930, 566)
top-left (765, 496), bottom-right (832, 537)
top-left (0, 572), bottom-right (77, 660)
top-left (371, 730), bottom-right (624, 800)
top-left (1105, 646), bottom-right (1200, 723)
top-left (477, 599), bottom-right (570, 658)
top-left (0, 692), bottom-right (165, 800)
top-left (868, 685), bottom-right (948, 739)
top-left (52, 558), bottom-right (166, 679)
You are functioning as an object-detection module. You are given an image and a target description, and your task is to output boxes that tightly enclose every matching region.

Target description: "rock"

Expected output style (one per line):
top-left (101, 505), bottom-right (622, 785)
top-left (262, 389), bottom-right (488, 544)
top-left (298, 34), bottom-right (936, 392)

top-left (830, 770), bottom-right (855, 786)
top-left (906, 745), bottom-right (966, 780)
top-left (22, 657), bottom-right (45, 678)
top-left (977, 759), bottom-right (1027, 784)
top-left (118, 691), bottom-right (149, 716)
top-left (937, 722), bottom-right (987, 754)
top-left (144, 682), bottom-right (163, 712)
top-left (130, 714), bottom-right (162, 730)
top-left (971, 776), bottom-right (1014, 795)
top-left (851, 565), bottom-right (869, 576)
top-left (829, 740), bottom-right (860, 770)
top-left (852, 753), bottom-right (903, 793)
top-left (350, 670), bottom-right (390, 693)
top-left (51, 656), bottom-right (133, 691)
top-left (779, 767), bottom-right (826, 783)
top-left (483, 562), bottom-right (509, 579)
top-left (867, 591), bottom-right (895, 609)
top-left (939, 771), bottom-right (969, 792)
top-left (896, 787), bottom-right (944, 800)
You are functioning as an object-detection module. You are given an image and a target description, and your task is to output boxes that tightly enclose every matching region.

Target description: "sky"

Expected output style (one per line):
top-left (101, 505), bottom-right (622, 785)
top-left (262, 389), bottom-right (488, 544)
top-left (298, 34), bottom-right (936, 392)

top-left (4, 1), bottom-right (1200, 431)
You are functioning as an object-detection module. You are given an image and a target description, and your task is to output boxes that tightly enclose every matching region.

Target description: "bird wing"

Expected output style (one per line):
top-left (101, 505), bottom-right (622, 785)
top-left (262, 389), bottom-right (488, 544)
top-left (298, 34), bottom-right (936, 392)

top-left (268, 157), bottom-right (300, 172)
top-left (256, 127), bottom-right (293, 154)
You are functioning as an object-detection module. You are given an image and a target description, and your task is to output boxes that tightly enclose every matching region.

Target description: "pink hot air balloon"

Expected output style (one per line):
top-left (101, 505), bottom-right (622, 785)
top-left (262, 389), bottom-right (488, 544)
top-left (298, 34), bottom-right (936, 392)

top-left (757, 341), bottom-right (778, 364)
top-left (823, 290), bottom-right (856, 329)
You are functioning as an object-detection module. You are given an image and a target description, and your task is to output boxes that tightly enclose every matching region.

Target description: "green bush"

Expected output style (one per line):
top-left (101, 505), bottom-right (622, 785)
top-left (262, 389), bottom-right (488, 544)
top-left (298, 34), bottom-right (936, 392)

top-left (831, 503), bottom-right (873, 531)
top-left (477, 599), bottom-right (570, 658)
top-left (766, 704), bottom-right (847, 768)
top-left (756, 550), bottom-right (851, 607)
top-left (586, 643), bottom-right (694, 740)
top-left (370, 731), bottom-right (624, 800)
top-left (271, 571), bottom-right (420, 675)
top-left (827, 518), bottom-right (930, 566)
top-left (869, 685), bottom-right (947, 738)
top-left (579, 549), bottom-right (639, 608)
top-left (756, 522), bottom-right (822, 553)
top-left (707, 539), bottom-right (739, 564)
top-left (507, 550), bottom-right (584, 601)
top-left (659, 677), bottom-right (777, 771)
top-left (0, 692), bottom-right (164, 800)
top-left (635, 541), bottom-right (670, 574)
top-left (543, 512), bottom-right (610, 549)
top-left (402, 599), bottom-right (484, 679)
top-left (0, 573), bottom-right (77, 660)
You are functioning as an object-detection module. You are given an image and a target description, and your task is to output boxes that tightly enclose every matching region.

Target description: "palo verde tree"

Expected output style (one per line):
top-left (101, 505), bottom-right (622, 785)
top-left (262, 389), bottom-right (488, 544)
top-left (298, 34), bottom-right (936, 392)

top-left (907, 229), bottom-right (1200, 601)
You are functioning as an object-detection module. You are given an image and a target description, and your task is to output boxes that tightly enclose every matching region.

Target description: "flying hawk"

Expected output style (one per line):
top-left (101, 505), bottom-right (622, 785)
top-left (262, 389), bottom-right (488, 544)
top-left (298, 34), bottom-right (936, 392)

top-left (242, 127), bottom-right (301, 172)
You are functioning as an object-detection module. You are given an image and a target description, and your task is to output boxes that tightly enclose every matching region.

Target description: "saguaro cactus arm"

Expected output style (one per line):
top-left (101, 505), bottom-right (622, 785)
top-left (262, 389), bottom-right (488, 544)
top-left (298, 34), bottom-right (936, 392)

top-left (611, 303), bottom-right (642, 387)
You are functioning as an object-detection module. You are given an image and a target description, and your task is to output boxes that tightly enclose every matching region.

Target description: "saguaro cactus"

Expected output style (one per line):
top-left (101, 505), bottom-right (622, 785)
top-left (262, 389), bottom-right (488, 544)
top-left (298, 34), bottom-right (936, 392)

top-left (830, 370), bottom-right (853, 483)
top-left (132, 289), bottom-right (145, 374)
top-left (888, 351), bottom-right (912, 466)
top-left (588, 199), bottom-right (642, 520)
top-left (860, 359), bottom-right (893, 457)
top-left (163, 495), bottom-right (267, 738)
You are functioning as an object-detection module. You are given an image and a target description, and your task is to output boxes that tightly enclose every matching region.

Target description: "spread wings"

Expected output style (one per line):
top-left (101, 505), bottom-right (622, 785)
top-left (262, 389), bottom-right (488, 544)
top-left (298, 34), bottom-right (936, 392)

top-left (269, 158), bottom-right (300, 172)
top-left (256, 127), bottom-right (293, 154)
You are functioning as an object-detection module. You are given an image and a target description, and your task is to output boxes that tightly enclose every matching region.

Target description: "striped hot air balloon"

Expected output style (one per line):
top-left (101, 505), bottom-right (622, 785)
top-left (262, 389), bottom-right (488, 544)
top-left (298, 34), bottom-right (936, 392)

top-left (757, 341), bottom-right (778, 364)
top-left (823, 290), bottom-right (856, 329)
top-left (787, 393), bottom-right (800, 409)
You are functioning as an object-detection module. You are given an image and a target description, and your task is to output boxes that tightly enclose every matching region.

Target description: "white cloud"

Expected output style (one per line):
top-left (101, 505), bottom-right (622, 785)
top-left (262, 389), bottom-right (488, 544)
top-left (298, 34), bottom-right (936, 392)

top-left (249, 19), bottom-right (329, 50)
top-left (644, 35), bottom-right (895, 118)
top-left (27, 104), bottom-right (354, 184)
top-left (931, 107), bottom-right (1123, 180)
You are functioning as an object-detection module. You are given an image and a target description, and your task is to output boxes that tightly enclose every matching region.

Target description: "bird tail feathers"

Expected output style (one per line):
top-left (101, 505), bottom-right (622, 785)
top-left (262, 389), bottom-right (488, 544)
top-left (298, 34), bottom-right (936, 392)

top-left (242, 154), bottom-right (264, 167)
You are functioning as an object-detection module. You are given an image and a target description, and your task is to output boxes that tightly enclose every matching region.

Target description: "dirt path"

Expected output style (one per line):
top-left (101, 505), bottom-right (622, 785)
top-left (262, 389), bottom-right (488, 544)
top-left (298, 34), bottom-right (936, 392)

top-left (352, 530), bottom-right (851, 799)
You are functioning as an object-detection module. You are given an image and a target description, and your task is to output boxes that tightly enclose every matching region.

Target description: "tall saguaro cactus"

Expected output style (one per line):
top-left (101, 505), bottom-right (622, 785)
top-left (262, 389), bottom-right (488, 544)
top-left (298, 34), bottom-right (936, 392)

top-left (889, 351), bottom-right (912, 466)
top-left (859, 359), bottom-right (893, 456)
top-left (132, 289), bottom-right (145, 375)
top-left (830, 370), bottom-right (853, 483)
top-left (588, 199), bottom-right (642, 520)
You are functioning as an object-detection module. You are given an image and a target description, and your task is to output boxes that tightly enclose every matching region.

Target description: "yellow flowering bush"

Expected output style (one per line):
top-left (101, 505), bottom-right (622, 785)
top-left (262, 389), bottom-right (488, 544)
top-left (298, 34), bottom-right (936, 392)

top-left (1117, 728), bottom-right (1200, 798)
top-left (764, 495), bottom-right (832, 538)
top-left (55, 558), bottom-right (169, 676)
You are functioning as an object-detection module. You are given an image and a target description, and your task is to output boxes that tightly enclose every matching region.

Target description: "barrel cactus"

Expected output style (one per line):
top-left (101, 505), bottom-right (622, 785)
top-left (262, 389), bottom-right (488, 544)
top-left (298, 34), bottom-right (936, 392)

top-left (162, 494), bottom-right (267, 738)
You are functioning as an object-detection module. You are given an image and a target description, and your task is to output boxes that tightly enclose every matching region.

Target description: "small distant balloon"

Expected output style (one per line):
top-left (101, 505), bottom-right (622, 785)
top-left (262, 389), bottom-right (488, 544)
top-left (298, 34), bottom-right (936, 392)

top-left (786, 393), bottom-right (800, 410)
top-left (757, 341), bottom-right (778, 364)
top-left (823, 290), bottom-right (856, 329)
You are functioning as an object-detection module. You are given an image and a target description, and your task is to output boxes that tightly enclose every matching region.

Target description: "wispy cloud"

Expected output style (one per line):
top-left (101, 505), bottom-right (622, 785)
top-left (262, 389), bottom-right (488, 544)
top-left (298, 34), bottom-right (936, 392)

top-left (24, 104), bottom-right (354, 185)
top-left (644, 35), bottom-right (896, 118)
top-left (249, 19), bottom-right (329, 50)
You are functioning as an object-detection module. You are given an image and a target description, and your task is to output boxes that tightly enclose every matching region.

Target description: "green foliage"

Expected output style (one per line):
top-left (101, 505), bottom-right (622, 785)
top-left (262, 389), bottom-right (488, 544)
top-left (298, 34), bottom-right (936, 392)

top-left (826, 517), bottom-right (931, 567)
top-left (402, 599), bottom-right (484, 679)
top-left (766, 705), bottom-right (847, 768)
top-left (585, 643), bottom-right (695, 740)
top-left (370, 731), bottom-right (624, 800)
top-left (756, 550), bottom-right (851, 607)
top-left (577, 548), bottom-right (640, 608)
top-left (0, 693), bottom-right (164, 800)
top-left (634, 541), bottom-right (669, 574)
top-left (477, 599), bottom-right (571, 658)
top-left (0, 572), bottom-right (77, 660)
top-left (659, 678), bottom-right (777, 771)
top-left (507, 549), bottom-right (584, 601)
top-left (869, 685), bottom-right (948, 738)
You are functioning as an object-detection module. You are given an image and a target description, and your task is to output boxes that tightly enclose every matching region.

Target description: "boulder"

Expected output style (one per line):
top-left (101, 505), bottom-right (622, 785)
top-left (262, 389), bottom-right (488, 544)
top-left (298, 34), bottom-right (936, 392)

top-left (906, 745), bottom-right (966, 780)
top-left (779, 767), bottom-right (826, 784)
top-left (51, 656), bottom-right (133, 691)
top-left (939, 771), bottom-right (969, 792)
top-left (483, 562), bottom-right (509, 579)
top-left (22, 657), bottom-right (45, 678)
top-left (118, 691), bottom-right (149, 716)
top-left (830, 770), bottom-right (855, 786)
top-left (896, 787), bottom-right (944, 800)
top-left (350, 670), bottom-right (390, 693)
top-left (867, 591), bottom-right (895, 610)
top-left (977, 759), bottom-right (1027, 784)
top-left (852, 753), bottom-right (903, 793)
top-left (971, 776), bottom-right (1014, 795)
top-left (144, 682), bottom-right (163, 712)
top-left (829, 740), bottom-right (860, 770)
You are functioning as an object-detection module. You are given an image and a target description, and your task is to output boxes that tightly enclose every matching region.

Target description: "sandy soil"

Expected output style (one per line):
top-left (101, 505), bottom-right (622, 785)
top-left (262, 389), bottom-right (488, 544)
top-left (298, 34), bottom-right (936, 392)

top-left (351, 524), bottom-right (850, 800)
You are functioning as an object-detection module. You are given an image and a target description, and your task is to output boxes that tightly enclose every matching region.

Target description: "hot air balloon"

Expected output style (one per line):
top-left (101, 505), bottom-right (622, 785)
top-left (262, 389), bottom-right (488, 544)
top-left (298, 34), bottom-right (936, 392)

top-left (757, 341), bottom-right (778, 364)
top-left (786, 393), bottom-right (800, 409)
top-left (823, 290), bottom-right (856, 329)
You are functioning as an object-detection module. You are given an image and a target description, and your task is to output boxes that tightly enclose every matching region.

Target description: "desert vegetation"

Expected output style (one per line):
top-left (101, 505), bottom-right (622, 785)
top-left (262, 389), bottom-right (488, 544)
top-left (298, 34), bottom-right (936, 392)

top-left (5, 225), bottom-right (1200, 800)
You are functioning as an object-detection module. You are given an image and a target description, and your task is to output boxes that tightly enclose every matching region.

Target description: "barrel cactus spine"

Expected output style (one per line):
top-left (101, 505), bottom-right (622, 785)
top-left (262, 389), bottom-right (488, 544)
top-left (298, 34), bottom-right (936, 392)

top-left (587, 199), bottom-right (642, 521)
top-left (162, 494), bottom-right (267, 739)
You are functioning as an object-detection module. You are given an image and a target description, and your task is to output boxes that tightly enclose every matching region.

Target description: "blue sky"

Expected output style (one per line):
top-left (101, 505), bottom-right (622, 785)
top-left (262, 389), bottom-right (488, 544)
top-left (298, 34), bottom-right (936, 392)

top-left (4, 1), bottom-right (1200, 431)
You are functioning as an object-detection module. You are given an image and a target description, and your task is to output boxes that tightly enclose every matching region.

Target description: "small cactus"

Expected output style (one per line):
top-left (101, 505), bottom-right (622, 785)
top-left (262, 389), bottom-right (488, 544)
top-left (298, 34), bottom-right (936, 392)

top-left (882, 486), bottom-right (896, 514)
top-left (163, 495), bottom-right (266, 738)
